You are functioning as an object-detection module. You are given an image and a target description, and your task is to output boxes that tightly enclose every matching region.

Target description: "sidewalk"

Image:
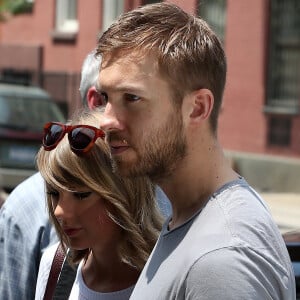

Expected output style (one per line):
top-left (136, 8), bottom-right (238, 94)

top-left (262, 193), bottom-right (300, 233)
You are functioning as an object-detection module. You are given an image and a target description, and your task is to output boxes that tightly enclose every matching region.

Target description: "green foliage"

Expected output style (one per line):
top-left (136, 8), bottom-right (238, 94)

top-left (0, 0), bottom-right (33, 21)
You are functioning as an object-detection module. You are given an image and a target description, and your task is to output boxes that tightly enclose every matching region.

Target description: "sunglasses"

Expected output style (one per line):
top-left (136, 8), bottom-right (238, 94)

top-left (43, 122), bottom-right (105, 155)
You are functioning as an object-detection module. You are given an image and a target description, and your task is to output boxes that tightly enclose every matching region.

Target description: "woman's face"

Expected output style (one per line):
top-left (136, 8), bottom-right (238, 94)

top-left (47, 185), bottom-right (121, 253)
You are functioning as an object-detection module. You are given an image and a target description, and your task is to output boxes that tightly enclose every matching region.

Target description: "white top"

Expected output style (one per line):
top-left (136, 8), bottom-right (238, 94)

top-left (35, 243), bottom-right (134, 300)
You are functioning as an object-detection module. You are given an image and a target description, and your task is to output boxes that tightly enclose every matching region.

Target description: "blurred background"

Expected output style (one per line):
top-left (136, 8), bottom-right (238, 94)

top-left (0, 0), bottom-right (299, 233)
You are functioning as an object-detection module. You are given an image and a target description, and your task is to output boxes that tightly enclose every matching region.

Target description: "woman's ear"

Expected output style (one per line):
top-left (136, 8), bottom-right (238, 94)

top-left (189, 89), bottom-right (214, 122)
top-left (87, 87), bottom-right (103, 109)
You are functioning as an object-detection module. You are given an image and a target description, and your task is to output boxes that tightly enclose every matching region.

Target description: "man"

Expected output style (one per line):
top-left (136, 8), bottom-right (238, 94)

top-left (0, 51), bottom-right (101, 300)
top-left (96, 3), bottom-right (295, 299)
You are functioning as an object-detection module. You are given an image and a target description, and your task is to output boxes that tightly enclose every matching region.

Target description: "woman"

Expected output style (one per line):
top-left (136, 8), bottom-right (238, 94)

top-left (35, 109), bottom-right (163, 299)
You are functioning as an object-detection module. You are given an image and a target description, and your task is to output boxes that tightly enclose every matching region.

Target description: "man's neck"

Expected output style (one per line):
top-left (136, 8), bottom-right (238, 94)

top-left (159, 141), bottom-right (238, 230)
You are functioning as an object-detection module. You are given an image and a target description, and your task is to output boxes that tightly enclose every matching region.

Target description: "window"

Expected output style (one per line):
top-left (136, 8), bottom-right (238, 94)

top-left (102, 0), bottom-right (124, 32)
top-left (267, 116), bottom-right (291, 146)
top-left (142, 0), bottom-right (161, 4)
top-left (1, 69), bottom-right (32, 86)
top-left (266, 0), bottom-right (300, 115)
top-left (198, 0), bottom-right (227, 42)
top-left (53, 0), bottom-right (78, 39)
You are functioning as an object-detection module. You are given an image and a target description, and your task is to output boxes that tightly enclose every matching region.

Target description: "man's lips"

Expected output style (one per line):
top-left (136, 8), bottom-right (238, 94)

top-left (110, 144), bottom-right (130, 155)
top-left (108, 140), bottom-right (130, 155)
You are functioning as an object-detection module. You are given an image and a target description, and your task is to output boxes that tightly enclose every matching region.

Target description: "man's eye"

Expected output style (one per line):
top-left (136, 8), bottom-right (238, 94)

top-left (73, 192), bottom-right (92, 200)
top-left (93, 90), bottom-right (108, 107)
top-left (95, 92), bottom-right (108, 107)
top-left (97, 92), bottom-right (108, 106)
top-left (124, 94), bottom-right (141, 102)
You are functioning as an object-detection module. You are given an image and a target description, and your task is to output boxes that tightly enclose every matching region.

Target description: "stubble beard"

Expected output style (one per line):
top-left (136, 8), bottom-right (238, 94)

top-left (111, 111), bottom-right (187, 183)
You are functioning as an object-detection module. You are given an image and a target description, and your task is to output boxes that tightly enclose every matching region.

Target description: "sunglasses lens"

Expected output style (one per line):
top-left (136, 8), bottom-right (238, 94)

top-left (69, 128), bottom-right (95, 151)
top-left (44, 124), bottom-right (64, 147)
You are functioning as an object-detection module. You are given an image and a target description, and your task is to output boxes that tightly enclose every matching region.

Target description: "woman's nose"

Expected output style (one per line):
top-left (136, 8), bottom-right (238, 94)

top-left (54, 196), bottom-right (74, 219)
top-left (53, 202), bottom-right (65, 219)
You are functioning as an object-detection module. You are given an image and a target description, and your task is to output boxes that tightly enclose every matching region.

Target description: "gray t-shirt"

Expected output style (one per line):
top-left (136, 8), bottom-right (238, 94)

top-left (130, 179), bottom-right (295, 299)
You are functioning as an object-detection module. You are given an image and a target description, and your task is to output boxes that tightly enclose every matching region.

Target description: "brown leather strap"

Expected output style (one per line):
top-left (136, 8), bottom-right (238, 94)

top-left (43, 243), bottom-right (65, 300)
top-left (53, 256), bottom-right (78, 299)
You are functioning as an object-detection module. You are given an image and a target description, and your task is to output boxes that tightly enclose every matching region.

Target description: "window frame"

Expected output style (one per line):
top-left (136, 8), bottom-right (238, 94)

top-left (198, 0), bottom-right (227, 43)
top-left (102, 0), bottom-right (124, 32)
top-left (265, 0), bottom-right (300, 116)
top-left (52, 0), bottom-right (79, 41)
top-left (267, 115), bottom-right (292, 147)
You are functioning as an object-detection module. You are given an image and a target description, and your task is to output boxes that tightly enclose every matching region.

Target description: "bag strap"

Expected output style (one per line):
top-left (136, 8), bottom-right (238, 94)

top-left (53, 255), bottom-right (78, 299)
top-left (43, 243), bottom-right (65, 300)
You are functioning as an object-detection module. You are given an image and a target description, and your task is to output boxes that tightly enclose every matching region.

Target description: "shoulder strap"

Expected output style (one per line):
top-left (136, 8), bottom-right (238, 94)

top-left (43, 243), bottom-right (65, 300)
top-left (53, 255), bottom-right (78, 299)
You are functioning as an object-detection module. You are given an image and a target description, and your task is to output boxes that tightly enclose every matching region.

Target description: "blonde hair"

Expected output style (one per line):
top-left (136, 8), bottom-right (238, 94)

top-left (36, 108), bottom-right (163, 270)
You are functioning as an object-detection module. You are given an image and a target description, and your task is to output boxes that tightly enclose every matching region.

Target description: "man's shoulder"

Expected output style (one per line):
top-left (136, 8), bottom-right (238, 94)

top-left (208, 180), bottom-right (273, 226)
top-left (10, 172), bottom-right (44, 195)
top-left (2, 172), bottom-right (45, 211)
top-left (0, 172), bottom-right (47, 227)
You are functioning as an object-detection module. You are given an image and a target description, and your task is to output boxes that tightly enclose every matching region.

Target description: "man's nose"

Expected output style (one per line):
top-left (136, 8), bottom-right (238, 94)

top-left (99, 102), bottom-right (124, 132)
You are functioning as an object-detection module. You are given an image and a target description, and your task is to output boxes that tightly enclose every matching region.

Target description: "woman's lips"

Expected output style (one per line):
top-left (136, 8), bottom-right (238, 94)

top-left (63, 228), bottom-right (82, 237)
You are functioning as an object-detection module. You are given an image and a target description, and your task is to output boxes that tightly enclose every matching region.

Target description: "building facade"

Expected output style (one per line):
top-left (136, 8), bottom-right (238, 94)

top-left (0, 0), bottom-right (299, 157)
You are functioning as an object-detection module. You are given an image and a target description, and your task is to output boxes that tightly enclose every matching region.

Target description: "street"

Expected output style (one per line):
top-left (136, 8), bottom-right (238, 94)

top-left (262, 193), bottom-right (300, 234)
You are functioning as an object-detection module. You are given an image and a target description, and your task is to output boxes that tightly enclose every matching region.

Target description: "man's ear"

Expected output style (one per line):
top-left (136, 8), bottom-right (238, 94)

top-left (87, 86), bottom-right (102, 109)
top-left (189, 89), bottom-right (214, 122)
